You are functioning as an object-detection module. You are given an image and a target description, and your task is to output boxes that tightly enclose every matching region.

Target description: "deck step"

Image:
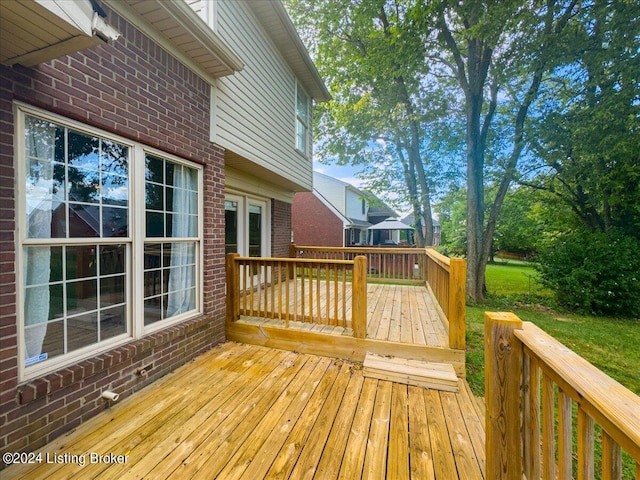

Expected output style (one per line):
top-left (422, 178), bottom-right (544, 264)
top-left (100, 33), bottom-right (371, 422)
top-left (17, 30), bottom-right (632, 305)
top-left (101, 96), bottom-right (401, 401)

top-left (362, 352), bottom-right (459, 392)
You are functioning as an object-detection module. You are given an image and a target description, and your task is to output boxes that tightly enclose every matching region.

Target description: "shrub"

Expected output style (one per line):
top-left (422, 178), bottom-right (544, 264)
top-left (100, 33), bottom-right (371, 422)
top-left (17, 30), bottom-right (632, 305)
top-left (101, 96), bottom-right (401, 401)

top-left (536, 229), bottom-right (640, 317)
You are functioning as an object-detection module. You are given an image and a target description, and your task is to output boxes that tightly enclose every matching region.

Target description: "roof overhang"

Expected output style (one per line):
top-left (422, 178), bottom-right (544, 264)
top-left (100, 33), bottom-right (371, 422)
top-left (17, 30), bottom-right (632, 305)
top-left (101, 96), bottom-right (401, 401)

top-left (246, 1), bottom-right (330, 102)
top-left (104, 0), bottom-right (243, 81)
top-left (1, 0), bottom-right (119, 67)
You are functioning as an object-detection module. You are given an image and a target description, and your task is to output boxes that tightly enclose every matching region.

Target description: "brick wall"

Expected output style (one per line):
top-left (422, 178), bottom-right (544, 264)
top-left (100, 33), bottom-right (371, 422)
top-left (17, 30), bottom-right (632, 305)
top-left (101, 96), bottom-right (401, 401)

top-left (271, 199), bottom-right (292, 257)
top-left (0, 7), bottom-right (226, 458)
top-left (292, 192), bottom-right (344, 247)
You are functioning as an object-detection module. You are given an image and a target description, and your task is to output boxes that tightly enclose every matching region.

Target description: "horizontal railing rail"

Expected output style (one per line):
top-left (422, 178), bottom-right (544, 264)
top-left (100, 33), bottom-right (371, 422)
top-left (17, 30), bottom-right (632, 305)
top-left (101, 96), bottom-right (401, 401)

top-left (291, 245), bottom-right (425, 284)
top-left (225, 253), bottom-right (367, 338)
top-left (485, 312), bottom-right (640, 480)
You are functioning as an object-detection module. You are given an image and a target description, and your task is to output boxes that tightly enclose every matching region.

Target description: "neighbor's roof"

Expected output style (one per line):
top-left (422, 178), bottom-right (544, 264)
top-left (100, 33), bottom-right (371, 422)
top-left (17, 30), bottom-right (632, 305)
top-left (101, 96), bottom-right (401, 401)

top-left (368, 218), bottom-right (414, 230)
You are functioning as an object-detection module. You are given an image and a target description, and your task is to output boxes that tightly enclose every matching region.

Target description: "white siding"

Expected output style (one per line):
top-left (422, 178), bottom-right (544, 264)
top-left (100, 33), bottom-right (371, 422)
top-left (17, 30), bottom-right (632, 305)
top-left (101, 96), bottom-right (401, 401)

top-left (313, 173), bottom-right (346, 215)
top-left (345, 189), bottom-right (367, 221)
top-left (215, 1), bottom-right (312, 191)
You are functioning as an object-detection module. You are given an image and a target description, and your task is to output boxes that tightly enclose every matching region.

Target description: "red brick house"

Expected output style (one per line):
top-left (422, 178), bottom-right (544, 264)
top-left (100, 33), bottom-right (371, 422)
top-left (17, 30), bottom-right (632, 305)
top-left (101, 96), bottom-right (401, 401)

top-left (0, 0), bottom-right (328, 458)
top-left (292, 172), bottom-right (396, 247)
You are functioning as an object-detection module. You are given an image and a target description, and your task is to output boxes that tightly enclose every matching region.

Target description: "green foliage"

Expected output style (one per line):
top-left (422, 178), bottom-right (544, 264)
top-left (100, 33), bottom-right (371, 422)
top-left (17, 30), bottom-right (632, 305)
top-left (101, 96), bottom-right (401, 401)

top-left (537, 229), bottom-right (640, 317)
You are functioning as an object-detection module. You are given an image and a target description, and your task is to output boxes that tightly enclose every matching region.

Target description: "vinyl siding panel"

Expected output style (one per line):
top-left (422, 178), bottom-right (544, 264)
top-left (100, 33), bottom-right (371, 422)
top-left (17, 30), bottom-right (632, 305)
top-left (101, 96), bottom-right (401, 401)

top-left (215, 0), bottom-right (312, 191)
top-left (313, 173), bottom-right (346, 215)
top-left (346, 189), bottom-right (367, 221)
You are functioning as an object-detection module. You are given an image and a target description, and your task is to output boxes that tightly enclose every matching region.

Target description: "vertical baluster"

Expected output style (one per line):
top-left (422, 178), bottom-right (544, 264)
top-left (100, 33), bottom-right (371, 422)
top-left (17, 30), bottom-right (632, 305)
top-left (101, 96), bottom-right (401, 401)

top-left (602, 431), bottom-right (622, 480)
top-left (316, 263), bottom-right (321, 324)
top-left (333, 265), bottom-right (346, 326)
top-left (342, 264), bottom-right (347, 324)
top-left (309, 262), bottom-right (314, 323)
top-left (300, 260), bottom-right (304, 322)
top-left (577, 408), bottom-right (595, 480)
top-left (325, 264), bottom-right (330, 325)
top-left (526, 355), bottom-right (541, 480)
top-left (558, 390), bottom-right (573, 479)
top-left (542, 374), bottom-right (556, 480)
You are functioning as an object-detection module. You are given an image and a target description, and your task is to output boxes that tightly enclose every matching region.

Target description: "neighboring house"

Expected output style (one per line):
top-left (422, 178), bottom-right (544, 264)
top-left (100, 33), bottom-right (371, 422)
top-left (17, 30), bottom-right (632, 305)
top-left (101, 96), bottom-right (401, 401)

top-left (292, 171), bottom-right (396, 247)
top-left (0, 0), bottom-right (328, 456)
top-left (402, 214), bottom-right (442, 246)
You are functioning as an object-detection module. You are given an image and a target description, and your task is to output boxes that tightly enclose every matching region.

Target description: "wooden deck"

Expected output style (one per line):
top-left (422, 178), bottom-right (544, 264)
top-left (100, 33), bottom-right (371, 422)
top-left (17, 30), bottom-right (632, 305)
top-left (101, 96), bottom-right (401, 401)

top-left (228, 282), bottom-right (463, 374)
top-left (3, 342), bottom-right (485, 480)
top-left (366, 284), bottom-right (448, 347)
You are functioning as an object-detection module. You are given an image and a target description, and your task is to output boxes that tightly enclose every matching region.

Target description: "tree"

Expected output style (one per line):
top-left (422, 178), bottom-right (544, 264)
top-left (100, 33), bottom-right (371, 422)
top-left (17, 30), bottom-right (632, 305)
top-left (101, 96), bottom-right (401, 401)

top-left (285, 0), bottom-right (458, 246)
top-left (416, 0), bottom-right (583, 300)
top-left (525, 0), bottom-right (640, 238)
top-left (288, 0), bottom-right (634, 302)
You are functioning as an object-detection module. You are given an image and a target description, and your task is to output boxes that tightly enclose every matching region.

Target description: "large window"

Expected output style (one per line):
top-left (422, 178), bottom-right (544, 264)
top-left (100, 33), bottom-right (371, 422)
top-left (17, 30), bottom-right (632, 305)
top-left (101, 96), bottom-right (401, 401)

top-left (17, 105), bottom-right (202, 379)
top-left (295, 82), bottom-right (310, 155)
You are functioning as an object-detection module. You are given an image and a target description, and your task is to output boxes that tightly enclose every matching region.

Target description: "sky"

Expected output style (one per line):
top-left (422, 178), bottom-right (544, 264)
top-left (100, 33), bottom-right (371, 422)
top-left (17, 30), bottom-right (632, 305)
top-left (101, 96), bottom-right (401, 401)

top-left (312, 159), bottom-right (365, 188)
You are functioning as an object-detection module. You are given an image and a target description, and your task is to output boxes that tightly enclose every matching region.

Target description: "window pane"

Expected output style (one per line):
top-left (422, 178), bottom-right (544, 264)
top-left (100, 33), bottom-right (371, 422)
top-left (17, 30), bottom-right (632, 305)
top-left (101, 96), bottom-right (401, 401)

top-left (297, 88), bottom-right (308, 121)
top-left (145, 183), bottom-right (163, 210)
top-left (67, 278), bottom-right (97, 314)
top-left (67, 312), bottom-right (98, 352)
top-left (102, 173), bottom-right (128, 206)
top-left (101, 305), bottom-right (126, 340)
top-left (100, 245), bottom-right (125, 275)
top-left (68, 167), bottom-right (99, 203)
top-left (249, 205), bottom-right (262, 257)
top-left (144, 296), bottom-right (164, 325)
top-left (145, 155), bottom-right (164, 182)
top-left (101, 139), bottom-right (128, 176)
top-left (225, 201), bottom-right (238, 254)
top-left (69, 203), bottom-right (100, 237)
top-left (66, 245), bottom-right (97, 280)
top-left (146, 211), bottom-right (165, 237)
top-left (68, 130), bottom-right (99, 171)
top-left (103, 206), bottom-right (128, 237)
top-left (100, 275), bottom-right (125, 307)
top-left (35, 319), bottom-right (64, 360)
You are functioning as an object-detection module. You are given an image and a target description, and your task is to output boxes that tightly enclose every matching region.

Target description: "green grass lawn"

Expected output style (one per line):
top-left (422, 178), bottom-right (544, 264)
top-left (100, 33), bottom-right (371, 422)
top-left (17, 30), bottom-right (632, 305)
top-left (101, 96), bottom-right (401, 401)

top-left (466, 262), bottom-right (640, 479)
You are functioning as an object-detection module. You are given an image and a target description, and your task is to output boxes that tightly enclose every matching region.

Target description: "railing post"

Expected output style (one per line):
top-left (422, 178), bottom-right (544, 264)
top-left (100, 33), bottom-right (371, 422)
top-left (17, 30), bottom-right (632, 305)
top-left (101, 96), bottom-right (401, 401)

top-left (448, 257), bottom-right (466, 350)
top-left (226, 253), bottom-right (240, 323)
top-left (352, 255), bottom-right (367, 339)
top-left (485, 312), bottom-right (524, 480)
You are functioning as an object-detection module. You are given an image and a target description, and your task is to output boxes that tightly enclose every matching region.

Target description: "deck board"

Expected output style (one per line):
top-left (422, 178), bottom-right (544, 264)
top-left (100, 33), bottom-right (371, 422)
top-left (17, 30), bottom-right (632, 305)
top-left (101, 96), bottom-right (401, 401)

top-left (240, 283), bottom-right (449, 349)
top-left (3, 343), bottom-right (484, 480)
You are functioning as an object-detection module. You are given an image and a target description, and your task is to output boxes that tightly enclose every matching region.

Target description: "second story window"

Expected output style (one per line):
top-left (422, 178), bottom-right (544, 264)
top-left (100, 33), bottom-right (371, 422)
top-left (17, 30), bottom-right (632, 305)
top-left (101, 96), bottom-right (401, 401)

top-left (296, 82), bottom-right (309, 155)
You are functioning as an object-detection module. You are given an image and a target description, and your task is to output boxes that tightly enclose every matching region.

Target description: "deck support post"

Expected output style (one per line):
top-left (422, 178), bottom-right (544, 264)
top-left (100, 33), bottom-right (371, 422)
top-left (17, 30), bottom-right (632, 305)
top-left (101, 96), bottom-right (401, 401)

top-left (448, 258), bottom-right (466, 350)
top-left (226, 253), bottom-right (240, 323)
top-left (485, 312), bottom-right (523, 480)
top-left (352, 255), bottom-right (367, 338)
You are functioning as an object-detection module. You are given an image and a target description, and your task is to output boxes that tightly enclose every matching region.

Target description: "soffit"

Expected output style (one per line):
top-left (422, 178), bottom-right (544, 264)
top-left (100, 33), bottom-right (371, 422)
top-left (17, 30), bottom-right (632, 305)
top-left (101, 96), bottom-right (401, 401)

top-left (0, 0), bottom-right (102, 66)
top-left (107, 0), bottom-right (243, 79)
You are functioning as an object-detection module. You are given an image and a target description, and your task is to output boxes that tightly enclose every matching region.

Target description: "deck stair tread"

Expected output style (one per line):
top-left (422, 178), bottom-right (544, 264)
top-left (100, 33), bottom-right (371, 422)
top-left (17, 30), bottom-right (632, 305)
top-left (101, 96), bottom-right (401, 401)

top-left (363, 352), bottom-right (459, 392)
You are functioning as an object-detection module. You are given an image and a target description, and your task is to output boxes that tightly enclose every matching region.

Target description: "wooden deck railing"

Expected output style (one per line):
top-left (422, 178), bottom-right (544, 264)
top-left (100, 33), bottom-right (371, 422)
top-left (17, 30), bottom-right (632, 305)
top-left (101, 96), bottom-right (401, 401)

top-left (291, 245), bottom-right (425, 284)
top-left (225, 253), bottom-right (367, 338)
top-left (485, 312), bottom-right (640, 480)
top-left (292, 245), bottom-right (466, 351)
top-left (424, 248), bottom-right (466, 350)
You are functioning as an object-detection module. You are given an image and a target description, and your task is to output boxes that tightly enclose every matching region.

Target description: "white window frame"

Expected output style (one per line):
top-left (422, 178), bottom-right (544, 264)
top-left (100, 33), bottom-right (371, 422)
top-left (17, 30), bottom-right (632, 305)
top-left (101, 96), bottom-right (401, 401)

top-left (295, 81), bottom-right (310, 156)
top-left (15, 103), bottom-right (203, 381)
top-left (224, 192), bottom-right (270, 257)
